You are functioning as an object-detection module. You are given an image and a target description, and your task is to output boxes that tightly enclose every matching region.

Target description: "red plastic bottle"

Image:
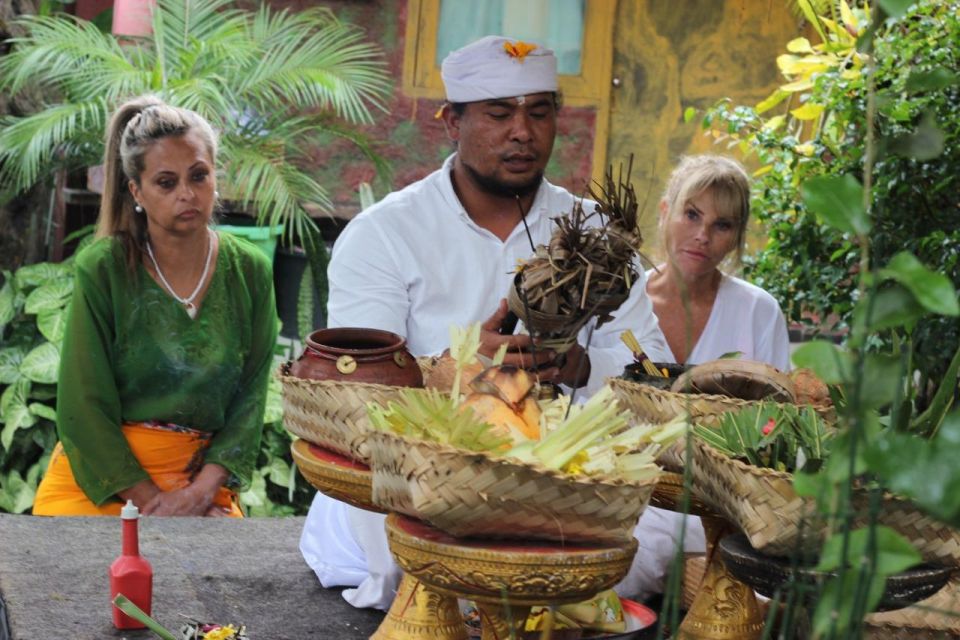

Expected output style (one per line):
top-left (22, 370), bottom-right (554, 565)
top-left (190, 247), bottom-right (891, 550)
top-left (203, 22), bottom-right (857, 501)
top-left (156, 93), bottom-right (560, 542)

top-left (109, 499), bottom-right (153, 628)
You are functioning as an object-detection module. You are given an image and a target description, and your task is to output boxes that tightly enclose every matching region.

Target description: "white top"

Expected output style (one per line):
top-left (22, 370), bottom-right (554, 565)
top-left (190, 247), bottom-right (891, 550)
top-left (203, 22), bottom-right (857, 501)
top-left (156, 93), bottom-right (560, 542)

top-left (301, 155), bottom-right (678, 610)
top-left (646, 269), bottom-right (791, 370)
top-left (328, 154), bottom-right (669, 393)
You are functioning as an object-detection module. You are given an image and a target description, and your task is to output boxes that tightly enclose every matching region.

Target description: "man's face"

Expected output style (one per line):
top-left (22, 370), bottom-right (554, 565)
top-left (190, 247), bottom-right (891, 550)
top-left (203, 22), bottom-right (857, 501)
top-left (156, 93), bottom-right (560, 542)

top-left (444, 92), bottom-right (557, 198)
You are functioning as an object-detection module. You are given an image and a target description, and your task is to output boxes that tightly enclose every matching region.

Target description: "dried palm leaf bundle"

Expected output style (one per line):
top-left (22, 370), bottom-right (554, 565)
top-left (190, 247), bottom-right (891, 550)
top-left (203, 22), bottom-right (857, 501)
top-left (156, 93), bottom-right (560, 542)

top-left (509, 159), bottom-right (646, 352)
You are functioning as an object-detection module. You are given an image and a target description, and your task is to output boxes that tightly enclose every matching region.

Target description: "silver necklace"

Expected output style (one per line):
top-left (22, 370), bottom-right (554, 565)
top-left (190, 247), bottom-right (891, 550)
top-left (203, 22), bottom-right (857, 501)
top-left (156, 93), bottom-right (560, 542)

top-left (146, 230), bottom-right (213, 320)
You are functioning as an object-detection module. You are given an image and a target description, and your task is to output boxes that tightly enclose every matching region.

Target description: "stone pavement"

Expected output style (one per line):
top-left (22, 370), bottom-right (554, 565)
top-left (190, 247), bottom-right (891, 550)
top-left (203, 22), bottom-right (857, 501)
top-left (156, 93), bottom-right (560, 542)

top-left (0, 515), bottom-right (383, 639)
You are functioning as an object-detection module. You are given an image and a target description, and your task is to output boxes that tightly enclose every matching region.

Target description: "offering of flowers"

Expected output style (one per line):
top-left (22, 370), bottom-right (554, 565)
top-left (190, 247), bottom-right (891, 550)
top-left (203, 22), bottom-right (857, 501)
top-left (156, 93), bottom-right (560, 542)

top-left (694, 401), bottom-right (833, 473)
top-left (508, 161), bottom-right (646, 352)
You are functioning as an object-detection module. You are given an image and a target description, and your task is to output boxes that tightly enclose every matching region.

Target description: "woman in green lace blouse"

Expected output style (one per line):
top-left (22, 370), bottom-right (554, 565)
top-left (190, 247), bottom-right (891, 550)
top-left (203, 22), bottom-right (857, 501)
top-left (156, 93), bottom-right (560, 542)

top-left (33, 96), bottom-right (278, 517)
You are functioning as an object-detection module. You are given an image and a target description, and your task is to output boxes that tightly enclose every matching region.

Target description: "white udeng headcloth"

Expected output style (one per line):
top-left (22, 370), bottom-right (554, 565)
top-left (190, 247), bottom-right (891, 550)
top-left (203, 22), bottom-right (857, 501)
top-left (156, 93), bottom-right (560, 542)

top-left (441, 35), bottom-right (558, 103)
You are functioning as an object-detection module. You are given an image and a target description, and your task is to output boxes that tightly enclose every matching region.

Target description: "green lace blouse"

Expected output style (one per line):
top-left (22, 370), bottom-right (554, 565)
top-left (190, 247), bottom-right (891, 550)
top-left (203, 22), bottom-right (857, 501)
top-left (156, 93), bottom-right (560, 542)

top-left (57, 232), bottom-right (279, 506)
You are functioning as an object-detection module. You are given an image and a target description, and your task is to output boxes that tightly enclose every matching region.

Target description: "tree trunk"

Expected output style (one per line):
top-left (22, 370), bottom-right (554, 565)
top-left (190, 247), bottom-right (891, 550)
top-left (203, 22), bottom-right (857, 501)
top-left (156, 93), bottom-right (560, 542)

top-left (0, 0), bottom-right (52, 270)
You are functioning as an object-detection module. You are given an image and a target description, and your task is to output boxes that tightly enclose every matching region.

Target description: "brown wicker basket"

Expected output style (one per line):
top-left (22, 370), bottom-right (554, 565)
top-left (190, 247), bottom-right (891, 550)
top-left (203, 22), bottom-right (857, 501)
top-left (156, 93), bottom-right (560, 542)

top-left (278, 363), bottom-right (428, 463)
top-left (865, 577), bottom-right (960, 637)
top-left (366, 430), bottom-right (657, 545)
top-left (609, 377), bottom-right (837, 470)
top-left (609, 377), bottom-right (836, 427)
top-left (691, 439), bottom-right (960, 567)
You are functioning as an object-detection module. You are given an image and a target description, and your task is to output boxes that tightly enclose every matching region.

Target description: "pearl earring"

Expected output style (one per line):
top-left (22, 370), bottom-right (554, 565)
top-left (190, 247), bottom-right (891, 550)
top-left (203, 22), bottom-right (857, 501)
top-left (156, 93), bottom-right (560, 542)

top-left (215, 191), bottom-right (220, 199)
top-left (135, 204), bottom-right (144, 213)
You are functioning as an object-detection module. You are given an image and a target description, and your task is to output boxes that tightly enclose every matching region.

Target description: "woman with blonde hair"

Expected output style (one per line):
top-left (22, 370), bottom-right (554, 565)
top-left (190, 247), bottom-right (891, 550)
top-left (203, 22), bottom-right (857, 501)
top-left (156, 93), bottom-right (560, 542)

top-left (645, 154), bottom-right (790, 369)
top-left (33, 96), bottom-right (278, 516)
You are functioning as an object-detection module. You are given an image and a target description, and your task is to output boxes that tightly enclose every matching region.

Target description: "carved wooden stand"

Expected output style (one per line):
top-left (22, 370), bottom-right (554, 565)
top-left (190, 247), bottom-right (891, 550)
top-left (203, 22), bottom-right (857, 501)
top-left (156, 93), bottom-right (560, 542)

top-left (652, 471), bottom-right (764, 640)
top-left (292, 439), bottom-right (639, 640)
top-left (385, 513), bottom-right (637, 640)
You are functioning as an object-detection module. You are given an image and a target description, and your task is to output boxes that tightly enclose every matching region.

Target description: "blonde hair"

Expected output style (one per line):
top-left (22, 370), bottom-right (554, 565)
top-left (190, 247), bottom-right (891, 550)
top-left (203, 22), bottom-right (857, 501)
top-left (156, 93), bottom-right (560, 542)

top-left (661, 154), bottom-right (751, 263)
top-left (97, 95), bottom-right (219, 270)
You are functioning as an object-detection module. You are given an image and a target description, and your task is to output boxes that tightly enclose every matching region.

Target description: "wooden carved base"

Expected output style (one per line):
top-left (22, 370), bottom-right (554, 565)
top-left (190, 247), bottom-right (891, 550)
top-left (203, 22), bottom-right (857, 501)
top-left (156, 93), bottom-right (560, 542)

top-left (675, 515), bottom-right (764, 640)
top-left (370, 574), bottom-right (467, 640)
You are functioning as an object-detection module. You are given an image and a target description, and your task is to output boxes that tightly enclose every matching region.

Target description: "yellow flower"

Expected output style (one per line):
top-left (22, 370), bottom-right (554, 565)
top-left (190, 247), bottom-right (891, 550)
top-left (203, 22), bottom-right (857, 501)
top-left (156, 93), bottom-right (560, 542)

top-left (203, 625), bottom-right (238, 640)
top-left (795, 142), bottom-right (816, 157)
top-left (503, 40), bottom-right (537, 62)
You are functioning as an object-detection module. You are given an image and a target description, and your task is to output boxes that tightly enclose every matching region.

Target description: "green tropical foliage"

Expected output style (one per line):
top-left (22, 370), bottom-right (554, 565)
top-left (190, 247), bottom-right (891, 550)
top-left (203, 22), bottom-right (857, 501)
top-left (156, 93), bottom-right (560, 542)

top-left (0, 0), bottom-right (391, 242)
top-left (688, 1), bottom-right (960, 636)
top-left (0, 241), bottom-right (310, 515)
top-left (706, 0), bottom-right (960, 410)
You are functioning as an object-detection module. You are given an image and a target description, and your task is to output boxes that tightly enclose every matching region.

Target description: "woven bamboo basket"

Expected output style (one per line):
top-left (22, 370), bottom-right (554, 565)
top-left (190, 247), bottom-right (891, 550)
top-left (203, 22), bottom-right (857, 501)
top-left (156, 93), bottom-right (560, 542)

top-left (278, 362), bottom-right (429, 464)
top-left (609, 377), bottom-right (836, 427)
top-left (608, 377), bottom-right (837, 470)
top-left (865, 577), bottom-right (960, 637)
top-left (366, 430), bottom-right (657, 545)
top-left (691, 439), bottom-right (960, 567)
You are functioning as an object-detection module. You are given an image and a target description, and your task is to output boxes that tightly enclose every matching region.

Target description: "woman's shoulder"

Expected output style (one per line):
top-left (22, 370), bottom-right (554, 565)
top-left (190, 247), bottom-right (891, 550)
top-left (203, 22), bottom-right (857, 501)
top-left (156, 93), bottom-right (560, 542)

top-left (216, 231), bottom-right (273, 286)
top-left (73, 236), bottom-right (125, 274)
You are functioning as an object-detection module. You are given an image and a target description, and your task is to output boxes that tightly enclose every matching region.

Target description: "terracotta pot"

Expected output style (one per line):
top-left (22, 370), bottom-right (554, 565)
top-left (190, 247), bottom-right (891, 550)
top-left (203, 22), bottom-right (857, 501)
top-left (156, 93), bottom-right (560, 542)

top-left (289, 327), bottom-right (423, 387)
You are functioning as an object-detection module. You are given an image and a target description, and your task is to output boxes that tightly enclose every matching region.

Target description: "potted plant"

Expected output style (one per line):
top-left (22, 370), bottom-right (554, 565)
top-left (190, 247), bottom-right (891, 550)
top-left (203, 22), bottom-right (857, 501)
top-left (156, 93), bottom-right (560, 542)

top-left (0, 0), bottom-right (391, 301)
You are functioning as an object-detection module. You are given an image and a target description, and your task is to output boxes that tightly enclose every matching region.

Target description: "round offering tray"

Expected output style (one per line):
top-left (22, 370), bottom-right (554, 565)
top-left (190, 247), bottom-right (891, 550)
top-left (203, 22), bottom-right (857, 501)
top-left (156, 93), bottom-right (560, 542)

top-left (289, 438), bottom-right (380, 512)
top-left (386, 513), bottom-right (638, 640)
top-left (719, 533), bottom-right (954, 611)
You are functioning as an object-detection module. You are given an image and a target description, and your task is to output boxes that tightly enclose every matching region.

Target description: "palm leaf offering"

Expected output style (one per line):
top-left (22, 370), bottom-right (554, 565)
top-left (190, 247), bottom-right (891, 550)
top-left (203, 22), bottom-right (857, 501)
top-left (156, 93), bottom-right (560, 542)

top-left (367, 387), bottom-right (511, 453)
top-left (509, 159), bottom-right (645, 349)
top-left (694, 402), bottom-right (833, 473)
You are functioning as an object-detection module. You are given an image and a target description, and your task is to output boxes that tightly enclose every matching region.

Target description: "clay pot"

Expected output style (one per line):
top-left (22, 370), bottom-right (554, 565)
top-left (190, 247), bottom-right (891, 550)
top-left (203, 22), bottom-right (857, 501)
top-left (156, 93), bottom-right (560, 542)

top-left (289, 327), bottom-right (423, 388)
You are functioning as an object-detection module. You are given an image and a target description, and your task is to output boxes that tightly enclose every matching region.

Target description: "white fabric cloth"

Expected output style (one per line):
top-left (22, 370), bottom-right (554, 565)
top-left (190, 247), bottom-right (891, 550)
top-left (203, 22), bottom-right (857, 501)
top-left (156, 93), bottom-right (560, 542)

top-left (441, 35), bottom-right (558, 102)
top-left (301, 154), bottom-right (673, 609)
top-left (620, 270), bottom-right (793, 600)
top-left (645, 270), bottom-right (792, 370)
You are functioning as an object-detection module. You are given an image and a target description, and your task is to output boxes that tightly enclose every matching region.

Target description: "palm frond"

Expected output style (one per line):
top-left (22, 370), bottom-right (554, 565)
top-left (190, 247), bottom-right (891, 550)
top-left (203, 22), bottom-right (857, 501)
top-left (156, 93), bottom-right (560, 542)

top-left (236, 6), bottom-right (390, 123)
top-left (219, 137), bottom-right (327, 243)
top-left (0, 15), bottom-right (129, 96)
top-left (0, 99), bottom-right (109, 192)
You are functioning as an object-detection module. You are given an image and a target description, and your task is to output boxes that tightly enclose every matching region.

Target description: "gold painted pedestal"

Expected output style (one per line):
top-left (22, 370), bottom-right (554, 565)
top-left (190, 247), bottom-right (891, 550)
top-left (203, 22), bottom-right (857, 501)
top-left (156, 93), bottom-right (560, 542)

top-left (291, 439), bottom-right (466, 640)
top-left (653, 471), bottom-right (764, 640)
top-left (386, 513), bottom-right (638, 640)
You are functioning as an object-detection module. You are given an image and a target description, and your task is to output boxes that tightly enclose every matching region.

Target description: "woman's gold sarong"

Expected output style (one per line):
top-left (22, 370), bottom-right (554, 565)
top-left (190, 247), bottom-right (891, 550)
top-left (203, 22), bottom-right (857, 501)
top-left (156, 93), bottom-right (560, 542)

top-left (33, 422), bottom-right (243, 517)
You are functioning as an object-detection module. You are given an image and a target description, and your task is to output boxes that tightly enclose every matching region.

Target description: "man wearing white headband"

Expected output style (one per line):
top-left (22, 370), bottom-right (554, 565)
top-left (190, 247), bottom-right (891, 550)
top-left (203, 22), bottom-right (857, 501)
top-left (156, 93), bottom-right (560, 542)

top-left (300, 35), bottom-right (699, 611)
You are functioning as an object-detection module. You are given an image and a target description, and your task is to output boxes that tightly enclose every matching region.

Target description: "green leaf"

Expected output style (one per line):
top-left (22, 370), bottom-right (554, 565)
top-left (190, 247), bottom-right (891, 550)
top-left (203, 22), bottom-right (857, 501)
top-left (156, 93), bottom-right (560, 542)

top-left (19, 342), bottom-right (60, 384)
top-left (112, 595), bottom-right (178, 640)
top-left (880, 252), bottom-right (960, 317)
top-left (801, 174), bottom-right (870, 236)
top-left (860, 353), bottom-right (905, 410)
top-left (793, 468), bottom-right (829, 497)
top-left (0, 347), bottom-right (26, 384)
top-left (852, 284), bottom-right (924, 335)
top-left (28, 402), bottom-right (57, 423)
top-left (888, 112), bottom-right (946, 161)
top-left (36, 306), bottom-right (68, 344)
top-left (813, 571), bottom-right (885, 638)
top-left (23, 277), bottom-right (73, 314)
top-left (0, 276), bottom-right (17, 328)
top-left (266, 456), bottom-right (291, 488)
top-left (911, 344), bottom-right (960, 437)
top-left (877, 0), bottom-right (913, 18)
top-left (905, 68), bottom-right (958, 93)
top-left (683, 106), bottom-right (696, 123)
top-left (263, 376), bottom-right (284, 425)
top-left (817, 526), bottom-right (922, 574)
top-left (0, 469), bottom-right (37, 514)
top-left (865, 412), bottom-right (960, 527)
top-left (297, 264), bottom-right (315, 344)
top-left (13, 262), bottom-right (70, 290)
top-left (1, 379), bottom-right (36, 450)
top-left (792, 341), bottom-right (852, 385)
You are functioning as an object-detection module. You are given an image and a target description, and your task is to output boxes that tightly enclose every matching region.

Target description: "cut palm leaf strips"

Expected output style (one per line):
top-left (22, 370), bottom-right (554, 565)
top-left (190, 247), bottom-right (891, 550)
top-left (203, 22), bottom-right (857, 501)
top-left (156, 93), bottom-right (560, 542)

top-left (509, 160), bottom-right (647, 352)
top-left (366, 386), bottom-right (687, 543)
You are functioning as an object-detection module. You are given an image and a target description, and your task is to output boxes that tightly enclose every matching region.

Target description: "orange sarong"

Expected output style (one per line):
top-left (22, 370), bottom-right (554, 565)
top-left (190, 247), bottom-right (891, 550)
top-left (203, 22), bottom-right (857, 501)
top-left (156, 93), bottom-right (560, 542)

top-left (33, 422), bottom-right (243, 517)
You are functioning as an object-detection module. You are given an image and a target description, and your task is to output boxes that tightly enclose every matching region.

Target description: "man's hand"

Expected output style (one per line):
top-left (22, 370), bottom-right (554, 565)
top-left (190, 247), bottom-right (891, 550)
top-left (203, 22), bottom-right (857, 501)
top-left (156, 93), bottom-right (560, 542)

top-left (480, 299), bottom-right (556, 370)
